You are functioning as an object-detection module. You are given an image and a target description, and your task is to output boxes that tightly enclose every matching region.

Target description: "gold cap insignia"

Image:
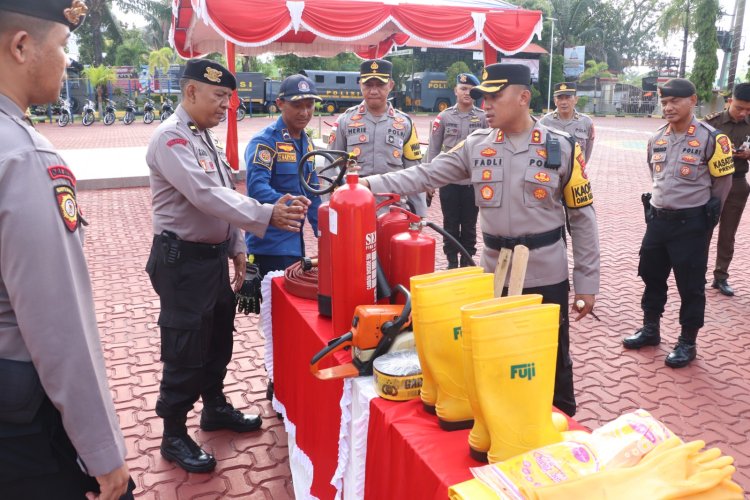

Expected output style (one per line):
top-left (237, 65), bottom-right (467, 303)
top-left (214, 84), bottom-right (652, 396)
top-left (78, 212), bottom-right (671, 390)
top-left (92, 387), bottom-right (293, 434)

top-left (371, 62), bottom-right (379, 70)
top-left (482, 68), bottom-right (488, 81)
top-left (204, 67), bottom-right (222, 83)
top-left (560, 83), bottom-right (568, 90)
top-left (459, 74), bottom-right (467, 83)
top-left (64, 0), bottom-right (88, 25)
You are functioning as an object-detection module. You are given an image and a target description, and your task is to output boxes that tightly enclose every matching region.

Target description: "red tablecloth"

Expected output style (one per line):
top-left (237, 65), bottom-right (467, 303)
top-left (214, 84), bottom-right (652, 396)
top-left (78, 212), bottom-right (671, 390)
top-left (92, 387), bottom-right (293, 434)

top-left (272, 277), bottom-right (348, 500)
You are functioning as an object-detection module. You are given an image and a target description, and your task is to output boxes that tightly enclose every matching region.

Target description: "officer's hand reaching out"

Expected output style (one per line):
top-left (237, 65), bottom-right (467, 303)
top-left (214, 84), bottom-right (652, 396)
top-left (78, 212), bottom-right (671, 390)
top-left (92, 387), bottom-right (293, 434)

top-left (86, 463), bottom-right (130, 500)
top-left (572, 294), bottom-right (596, 321)
top-left (271, 193), bottom-right (310, 232)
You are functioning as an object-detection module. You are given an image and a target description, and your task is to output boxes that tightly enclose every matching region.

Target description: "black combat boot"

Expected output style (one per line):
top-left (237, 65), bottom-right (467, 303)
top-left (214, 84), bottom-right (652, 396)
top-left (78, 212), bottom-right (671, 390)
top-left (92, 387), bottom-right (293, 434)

top-left (161, 416), bottom-right (216, 473)
top-left (200, 400), bottom-right (262, 433)
top-left (459, 254), bottom-right (475, 267)
top-left (622, 312), bottom-right (661, 349)
top-left (665, 329), bottom-right (698, 368)
top-left (446, 255), bottom-right (458, 269)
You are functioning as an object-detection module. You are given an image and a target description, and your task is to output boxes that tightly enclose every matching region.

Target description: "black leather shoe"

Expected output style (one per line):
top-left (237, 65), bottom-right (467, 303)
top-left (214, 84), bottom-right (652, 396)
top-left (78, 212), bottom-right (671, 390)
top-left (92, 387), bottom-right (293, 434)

top-left (446, 257), bottom-right (458, 270)
top-left (665, 341), bottom-right (697, 368)
top-left (160, 434), bottom-right (216, 473)
top-left (712, 279), bottom-right (734, 297)
top-left (622, 324), bottom-right (660, 349)
top-left (200, 403), bottom-right (262, 432)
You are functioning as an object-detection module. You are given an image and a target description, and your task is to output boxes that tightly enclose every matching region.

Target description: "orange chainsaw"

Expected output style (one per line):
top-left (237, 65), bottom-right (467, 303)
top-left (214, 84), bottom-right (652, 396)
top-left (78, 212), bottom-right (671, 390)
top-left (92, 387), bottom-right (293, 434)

top-left (311, 285), bottom-right (411, 380)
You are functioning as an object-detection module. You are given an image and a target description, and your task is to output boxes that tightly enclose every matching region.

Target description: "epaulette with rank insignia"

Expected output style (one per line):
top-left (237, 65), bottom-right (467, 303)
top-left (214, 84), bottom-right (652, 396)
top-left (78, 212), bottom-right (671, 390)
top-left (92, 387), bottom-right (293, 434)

top-left (703, 111), bottom-right (722, 123)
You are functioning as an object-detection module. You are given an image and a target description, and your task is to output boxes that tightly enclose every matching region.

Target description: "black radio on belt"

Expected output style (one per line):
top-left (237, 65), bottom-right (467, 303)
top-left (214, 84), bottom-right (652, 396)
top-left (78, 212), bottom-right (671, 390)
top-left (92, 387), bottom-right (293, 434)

top-left (545, 136), bottom-right (562, 170)
top-left (160, 230), bottom-right (181, 265)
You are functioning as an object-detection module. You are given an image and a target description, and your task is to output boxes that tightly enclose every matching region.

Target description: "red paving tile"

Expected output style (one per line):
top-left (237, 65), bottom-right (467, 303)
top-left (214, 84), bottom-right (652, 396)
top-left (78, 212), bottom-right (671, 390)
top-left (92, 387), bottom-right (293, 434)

top-left (36, 115), bottom-right (750, 497)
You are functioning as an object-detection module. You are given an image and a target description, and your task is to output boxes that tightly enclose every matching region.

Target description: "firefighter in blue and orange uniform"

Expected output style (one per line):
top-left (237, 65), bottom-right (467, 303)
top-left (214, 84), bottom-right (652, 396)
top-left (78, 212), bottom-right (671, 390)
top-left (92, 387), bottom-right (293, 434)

top-left (244, 74), bottom-right (322, 277)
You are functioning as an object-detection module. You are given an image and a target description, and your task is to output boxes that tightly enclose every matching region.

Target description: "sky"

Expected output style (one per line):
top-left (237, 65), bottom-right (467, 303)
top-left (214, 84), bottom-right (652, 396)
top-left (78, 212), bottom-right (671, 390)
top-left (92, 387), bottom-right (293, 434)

top-left (100, 2), bottom-right (750, 84)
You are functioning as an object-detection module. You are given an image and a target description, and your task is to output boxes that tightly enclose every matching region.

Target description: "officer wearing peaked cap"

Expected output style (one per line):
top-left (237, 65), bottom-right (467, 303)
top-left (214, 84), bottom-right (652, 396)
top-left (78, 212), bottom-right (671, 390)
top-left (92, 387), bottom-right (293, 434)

top-left (363, 63), bottom-right (601, 417)
top-left (703, 82), bottom-right (750, 297)
top-left (429, 72), bottom-right (488, 268)
top-left (329, 58), bottom-right (427, 215)
top-left (624, 78), bottom-right (734, 368)
top-left (0, 0), bottom-right (136, 498)
top-left (146, 58), bottom-right (310, 473)
top-left (540, 82), bottom-right (596, 163)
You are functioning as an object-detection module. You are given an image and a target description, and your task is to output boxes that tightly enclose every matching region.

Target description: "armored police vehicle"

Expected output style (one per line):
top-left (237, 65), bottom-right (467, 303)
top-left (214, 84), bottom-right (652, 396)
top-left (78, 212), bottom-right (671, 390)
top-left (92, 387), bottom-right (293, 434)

top-left (300, 70), bottom-right (363, 114)
top-left (402, 71), bottom-right (455, 112)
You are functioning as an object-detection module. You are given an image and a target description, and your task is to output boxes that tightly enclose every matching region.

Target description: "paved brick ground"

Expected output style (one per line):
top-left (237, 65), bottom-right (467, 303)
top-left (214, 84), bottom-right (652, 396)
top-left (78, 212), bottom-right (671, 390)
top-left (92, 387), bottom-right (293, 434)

top-left (40, 114), bottom-right (750, 497)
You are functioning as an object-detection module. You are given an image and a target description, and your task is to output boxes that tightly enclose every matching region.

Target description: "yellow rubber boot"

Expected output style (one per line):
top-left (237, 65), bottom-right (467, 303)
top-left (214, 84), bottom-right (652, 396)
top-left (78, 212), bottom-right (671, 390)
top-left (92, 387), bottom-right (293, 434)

top-left (470, 303), bottom-right (563, 462)
top-left (413, 273), bottom-right (494, 429)
top-left (459, 294), bottom-right (543, 461)
top-left (410, 267), bottom-right (483, 414)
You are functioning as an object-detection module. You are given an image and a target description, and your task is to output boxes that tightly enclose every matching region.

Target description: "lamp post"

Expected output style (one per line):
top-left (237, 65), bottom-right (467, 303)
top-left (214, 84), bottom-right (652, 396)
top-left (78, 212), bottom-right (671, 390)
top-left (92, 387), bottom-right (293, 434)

top-left (546, 18), bottom-right (557, 112)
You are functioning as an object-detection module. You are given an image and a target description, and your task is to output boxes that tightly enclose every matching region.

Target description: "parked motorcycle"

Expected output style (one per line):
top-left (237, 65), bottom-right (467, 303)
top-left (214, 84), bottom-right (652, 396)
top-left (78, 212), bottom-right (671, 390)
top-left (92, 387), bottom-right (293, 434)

top-left (143, 98), bottom-right (155, 124)
top-left (123, 99), bottom-right (136, 125)
top-left (82, 99), bottom-right (96, 126)
top-left (160, 98), bottom-right (173, 122)
top-left (103, 99), bottom-right (117, 126)
top-left (220, 99), bottom-right (250, 122)
top-left (57, 97), bottom-right (72, 127)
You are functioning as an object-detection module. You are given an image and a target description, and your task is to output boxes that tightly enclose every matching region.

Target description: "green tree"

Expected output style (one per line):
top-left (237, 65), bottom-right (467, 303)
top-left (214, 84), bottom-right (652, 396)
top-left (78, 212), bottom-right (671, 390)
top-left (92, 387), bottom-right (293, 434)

top-left (658, 0), bottom-right (696, 77)
top-left (536, 54), bottom-right (565, 112)
top-left (690, 0), bottom-right (720, 102)
top-left (148, 47), bottom-right (174, 78)
top-left (114, 30), bottom-right (149, 67)
top-left (446, 61), bottom-right (471, 91)
top-left (82, 65), bottom-right (117, 114)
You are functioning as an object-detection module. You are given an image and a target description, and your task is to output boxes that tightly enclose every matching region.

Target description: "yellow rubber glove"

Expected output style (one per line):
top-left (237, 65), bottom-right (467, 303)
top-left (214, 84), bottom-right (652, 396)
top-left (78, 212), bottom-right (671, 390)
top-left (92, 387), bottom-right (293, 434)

top-left (523, 438), bottom-right (735, 500)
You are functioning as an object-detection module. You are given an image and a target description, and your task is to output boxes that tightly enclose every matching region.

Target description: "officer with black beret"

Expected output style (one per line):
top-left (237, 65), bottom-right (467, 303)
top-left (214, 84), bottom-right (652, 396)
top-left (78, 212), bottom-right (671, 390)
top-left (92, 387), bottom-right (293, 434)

top-left (0, 0), bottom-right (135, 498)
top-left (540, 82), bottom-right (596, 163)
top-left (623, 78), bottom-right (734, 367)
top-left (428, 73), bottom-right (488, 268)
top-left (362, 63), bottom-right (601, 416)
top-left (146, 59), bottom-right (310, 472)
top-left (703, 83), bottom-right (750, 297)
top-left (329, 58), bottom-right (426, 215)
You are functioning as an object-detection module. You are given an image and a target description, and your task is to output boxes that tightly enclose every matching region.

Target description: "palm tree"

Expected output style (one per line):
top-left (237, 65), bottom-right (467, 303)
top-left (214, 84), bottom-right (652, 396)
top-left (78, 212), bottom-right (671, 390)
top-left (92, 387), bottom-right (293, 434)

top-left (83, 65), bottom-right (117, 115)
top-left (115, 35), bottom-right (149, 67)
top-left (658, 0), bottom-right (695, 77)
top-left (147, 47), bottom-right (174, 94)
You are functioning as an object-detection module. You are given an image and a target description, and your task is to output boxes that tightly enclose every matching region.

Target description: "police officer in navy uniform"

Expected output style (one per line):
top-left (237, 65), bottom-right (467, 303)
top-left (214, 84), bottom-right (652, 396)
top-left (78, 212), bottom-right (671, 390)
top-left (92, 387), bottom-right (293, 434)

top-left (703, 83), bottom-right (750, 297)
top-left (361, 64), bottom-right (600, 417)
top-left (146, 59), bottom-right (309, 472)
top-left (428, 73), bottom-right (488, 268)
top-left (244, 74), bottom-right (322, 276)
top-left (0, 0), bottom-right (134, 498)
top-left (329, 58), bottom-right (426, 215)
top-left (539, 82), bottom-right (596, 163)
top-left (623, 78), bottom-right (734, 367)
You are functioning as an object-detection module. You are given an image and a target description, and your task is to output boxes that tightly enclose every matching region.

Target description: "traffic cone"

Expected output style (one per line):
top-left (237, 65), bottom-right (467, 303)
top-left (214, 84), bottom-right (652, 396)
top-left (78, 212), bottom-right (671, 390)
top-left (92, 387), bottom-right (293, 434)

top-left (413, 272), bottom-right (493, 429)
top-left (459, 294), bottom-right (543, 461)
top-left (410, 268), bottom-right (483, 414)
top-left (470, 303), bottom-right (563, 462)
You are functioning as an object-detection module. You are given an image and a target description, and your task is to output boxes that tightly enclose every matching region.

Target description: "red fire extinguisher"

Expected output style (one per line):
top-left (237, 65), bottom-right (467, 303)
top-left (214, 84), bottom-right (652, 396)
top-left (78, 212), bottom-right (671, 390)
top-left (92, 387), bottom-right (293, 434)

top-left (375, 196), bottom-right (411, 284)
top-left (329, 172), bottom-right (378, 335)
top-left (317, 202), bottom-right (332, 316)
top-left (389, 219), bottom-right (436, 304)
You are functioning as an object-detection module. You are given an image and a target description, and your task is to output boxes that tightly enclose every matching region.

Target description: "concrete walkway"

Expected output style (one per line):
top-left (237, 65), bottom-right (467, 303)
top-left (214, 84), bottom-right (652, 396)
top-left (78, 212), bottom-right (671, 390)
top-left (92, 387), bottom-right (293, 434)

top-left (35, 115), bottom-right (750, 497)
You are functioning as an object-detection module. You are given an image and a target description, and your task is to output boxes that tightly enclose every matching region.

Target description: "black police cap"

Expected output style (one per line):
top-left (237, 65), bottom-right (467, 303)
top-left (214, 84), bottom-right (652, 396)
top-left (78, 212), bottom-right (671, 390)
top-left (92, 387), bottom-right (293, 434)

top-left (658, 78), bottom-right (696, 98)
top-left (733, 83), bottom-right (750, 102)
top-left (360, 59), bottom-right (392, 83)
top-left (181, 59), bottom-right (237, 90)
top-left (554, 82), bottom-right (577, 96)
top-left (278, 74), bottom-right (322, 101)
top-left (470, 64), bottom-right (531, 99)
top-left (0, 0), bottom-right (88, 30)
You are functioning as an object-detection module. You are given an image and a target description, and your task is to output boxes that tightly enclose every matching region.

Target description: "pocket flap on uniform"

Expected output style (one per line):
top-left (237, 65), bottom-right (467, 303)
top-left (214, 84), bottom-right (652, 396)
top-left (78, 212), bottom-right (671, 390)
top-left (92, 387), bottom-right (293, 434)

top-left (158, 309), bottom-right (203, 330)
top-left (471, 167), bottom-right (503, 183)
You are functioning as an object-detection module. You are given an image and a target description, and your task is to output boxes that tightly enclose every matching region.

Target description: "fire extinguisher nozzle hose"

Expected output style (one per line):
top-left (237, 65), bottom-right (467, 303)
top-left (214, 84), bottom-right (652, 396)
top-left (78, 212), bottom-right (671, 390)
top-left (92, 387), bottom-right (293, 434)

top-left (424, 221), bottom-right (476, 267)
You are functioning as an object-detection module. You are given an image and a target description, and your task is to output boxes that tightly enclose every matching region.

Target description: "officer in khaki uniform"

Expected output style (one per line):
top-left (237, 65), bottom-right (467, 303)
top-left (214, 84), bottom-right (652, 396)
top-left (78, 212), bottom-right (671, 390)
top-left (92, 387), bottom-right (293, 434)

top-left (703, 83), bottom-right (750, 297)
top-left (623, 78), bottom-right (734, 368)
top-left (329, 58), bottom-right (426, 214)
top-left (363, 64), bottom-right (600, 417)
top-left (539, 82), bottom-right (596, 162)
top-left (146, 59), bottom-right (309, 472)
top-left (429, 73), bottom-right (488, 268)
top-left (0, 1), bottom-right (133, 498)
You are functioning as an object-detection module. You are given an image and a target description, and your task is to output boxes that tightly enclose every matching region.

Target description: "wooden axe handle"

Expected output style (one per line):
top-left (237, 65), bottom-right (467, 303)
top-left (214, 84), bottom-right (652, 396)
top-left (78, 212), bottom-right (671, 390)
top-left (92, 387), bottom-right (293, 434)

top-left (493, 248), bottom-right (512, 297)
top-left (507, 245), bottom-right (529, 296)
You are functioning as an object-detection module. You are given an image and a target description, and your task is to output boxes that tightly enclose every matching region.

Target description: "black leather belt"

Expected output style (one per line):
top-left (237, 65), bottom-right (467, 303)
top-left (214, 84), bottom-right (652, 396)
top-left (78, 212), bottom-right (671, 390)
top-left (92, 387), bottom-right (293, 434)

top-left (483, 226), bottom-right (564, 251)
top-left (154, 233), bottom-right (229, 259)
top-left (652, 206), bottom-right (704, 220)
